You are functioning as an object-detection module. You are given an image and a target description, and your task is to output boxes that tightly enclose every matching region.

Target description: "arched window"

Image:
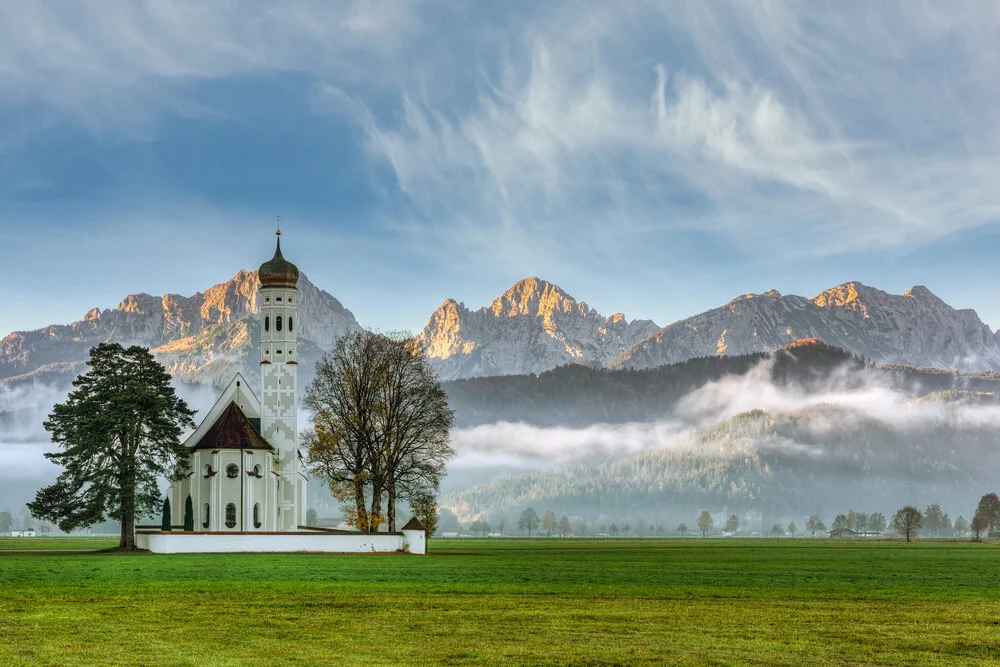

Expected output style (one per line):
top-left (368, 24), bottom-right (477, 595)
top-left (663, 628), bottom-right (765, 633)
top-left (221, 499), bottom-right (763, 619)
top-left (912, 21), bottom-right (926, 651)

top-left (253, 464), bottom-right (261, 477)
top-left (225, 503), bottom-right (237, 529)
top-left (276, 316), bottom-right (283, 332)
top-left (203, 464), bottom-right (212, 478)
top-left (202, 503), bottom-right (210, 529)
top-left (264, 316), bottom-right (269, 332)
top-left (253, 503), bottom-right (262, 529)
top-left (226, 464), bottom-right (239, 479)
top-left (288, 317), bottom-right (293, 332)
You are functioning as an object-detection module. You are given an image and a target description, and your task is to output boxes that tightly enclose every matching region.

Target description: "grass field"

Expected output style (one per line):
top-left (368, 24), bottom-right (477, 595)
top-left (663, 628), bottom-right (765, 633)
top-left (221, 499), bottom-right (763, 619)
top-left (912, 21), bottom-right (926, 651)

top-left (2, 538), bottom-right (1000, 665)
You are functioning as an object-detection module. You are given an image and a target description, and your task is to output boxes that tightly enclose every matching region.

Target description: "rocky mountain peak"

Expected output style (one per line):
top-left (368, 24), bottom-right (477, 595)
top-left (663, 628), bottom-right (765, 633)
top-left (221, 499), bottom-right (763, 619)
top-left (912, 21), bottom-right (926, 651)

top-left (0, 269), bottom-right (360, 386)
top-left (613, 280), bottom-right (1000, 374)
top-left (418, 278), bottom-right (659, 380)
top-left (811, 281), bottom-right (878, 309)
top-left (903, 285), bottom-right (944, 304)
top-left (488, 277), bottom-right (580, 319)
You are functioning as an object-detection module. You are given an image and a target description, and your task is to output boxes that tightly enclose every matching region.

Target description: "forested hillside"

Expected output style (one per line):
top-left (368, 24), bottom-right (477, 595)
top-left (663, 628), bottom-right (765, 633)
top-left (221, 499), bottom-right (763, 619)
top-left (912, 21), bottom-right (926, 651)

top-left (445, 399), bottom-right (1000, 525)
top-left (443, 340), bottom-right (1000, 427)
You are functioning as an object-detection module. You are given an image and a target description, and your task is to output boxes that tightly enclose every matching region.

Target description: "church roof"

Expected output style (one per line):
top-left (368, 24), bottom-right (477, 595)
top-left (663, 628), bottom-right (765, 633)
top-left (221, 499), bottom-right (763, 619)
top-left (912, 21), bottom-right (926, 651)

top-left (402, 517), bottom-right (425, 531)
top-left (190, 401), bottom-right (274, 452)
top-left (258, 231), bottom-right (299, 288)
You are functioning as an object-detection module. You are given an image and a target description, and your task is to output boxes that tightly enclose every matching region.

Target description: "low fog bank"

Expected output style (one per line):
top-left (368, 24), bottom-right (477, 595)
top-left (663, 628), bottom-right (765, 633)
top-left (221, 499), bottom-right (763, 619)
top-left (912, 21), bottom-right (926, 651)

top-left (6, 355), bottom-right (1000, 525)
top-left (444, 358), bottom-right (1000, 522)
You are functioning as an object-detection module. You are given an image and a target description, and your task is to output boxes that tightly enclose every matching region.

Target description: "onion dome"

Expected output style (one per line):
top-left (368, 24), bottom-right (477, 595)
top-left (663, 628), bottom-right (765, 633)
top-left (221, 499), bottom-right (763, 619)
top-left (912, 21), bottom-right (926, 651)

top-left (258, 230), bottom-right (299, 288)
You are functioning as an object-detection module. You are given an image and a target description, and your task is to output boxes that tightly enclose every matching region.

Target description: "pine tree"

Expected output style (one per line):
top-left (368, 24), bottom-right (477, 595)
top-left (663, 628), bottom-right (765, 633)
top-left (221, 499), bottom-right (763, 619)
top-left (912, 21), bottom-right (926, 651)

top-left (27, 344), bottom-right (196, 551)
top-left (161, 497), bottom-right (172, 532)
top-left (183, 495), bottom-right (195, 532)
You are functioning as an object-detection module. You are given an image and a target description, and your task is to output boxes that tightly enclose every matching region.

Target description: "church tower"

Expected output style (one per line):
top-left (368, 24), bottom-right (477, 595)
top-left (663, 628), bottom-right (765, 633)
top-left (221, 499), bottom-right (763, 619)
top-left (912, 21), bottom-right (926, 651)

top-left (258, 227), bottom-right (304, 530)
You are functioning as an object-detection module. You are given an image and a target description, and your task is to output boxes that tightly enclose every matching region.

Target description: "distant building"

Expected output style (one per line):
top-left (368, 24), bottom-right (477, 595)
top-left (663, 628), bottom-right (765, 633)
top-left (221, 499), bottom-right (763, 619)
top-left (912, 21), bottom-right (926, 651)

top-left (9, 529), bottom-right (37, 537)
top-left (828, 528), bottom-right (857, 538)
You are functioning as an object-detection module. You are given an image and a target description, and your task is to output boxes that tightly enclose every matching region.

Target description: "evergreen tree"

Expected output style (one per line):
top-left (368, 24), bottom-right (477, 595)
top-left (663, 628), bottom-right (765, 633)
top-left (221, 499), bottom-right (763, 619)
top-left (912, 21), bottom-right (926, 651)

top-left (27, 344), bottom-right (196, 551)
top-left (183, 495), bottom-right (195, 532)
top-left (160, 498), bottom-right (172, 532)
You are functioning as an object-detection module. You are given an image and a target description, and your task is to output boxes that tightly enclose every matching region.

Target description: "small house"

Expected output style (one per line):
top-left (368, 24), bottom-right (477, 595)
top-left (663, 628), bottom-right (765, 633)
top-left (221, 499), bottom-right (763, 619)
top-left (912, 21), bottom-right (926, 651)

top-left (828, 527), bottom-right (857, 538)
top-left (9, 529), bottom-right (37, 537)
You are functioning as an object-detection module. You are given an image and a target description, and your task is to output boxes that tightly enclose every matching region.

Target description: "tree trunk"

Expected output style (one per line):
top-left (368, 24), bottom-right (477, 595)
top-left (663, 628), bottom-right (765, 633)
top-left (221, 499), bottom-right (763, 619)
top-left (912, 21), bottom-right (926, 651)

top-left (120, 450), bottom-right (136, 551)
top-left (387, 484), bottom-right (396, 532)
top-left (353, 479), bottom-right (369, 532)
top-left (369, 483), bottom-right (383, 532)
top-left (121, 509), bottom-right (136, 551)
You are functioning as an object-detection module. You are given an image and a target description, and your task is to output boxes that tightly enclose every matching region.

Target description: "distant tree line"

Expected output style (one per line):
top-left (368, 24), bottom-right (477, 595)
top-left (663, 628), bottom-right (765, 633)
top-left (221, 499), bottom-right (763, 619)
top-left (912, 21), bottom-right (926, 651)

top-left (434, 492), bottom-right (1000, 545)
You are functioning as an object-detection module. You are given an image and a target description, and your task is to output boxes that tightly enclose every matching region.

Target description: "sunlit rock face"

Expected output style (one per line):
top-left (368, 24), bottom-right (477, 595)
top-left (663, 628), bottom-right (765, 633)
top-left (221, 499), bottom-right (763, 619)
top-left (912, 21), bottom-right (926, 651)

top-left (611, 282), bottom-right (1000, 373)
top-left (415, 277), bottom-right (660, 381)
top-left (0, 271), bottom-right (360, 388)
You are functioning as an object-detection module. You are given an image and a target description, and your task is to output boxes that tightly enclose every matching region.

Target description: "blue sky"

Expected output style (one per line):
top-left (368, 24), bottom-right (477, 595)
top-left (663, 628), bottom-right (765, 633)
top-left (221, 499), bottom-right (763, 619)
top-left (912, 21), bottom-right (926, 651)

top-left (3, 1), bottom-right (1000, 337)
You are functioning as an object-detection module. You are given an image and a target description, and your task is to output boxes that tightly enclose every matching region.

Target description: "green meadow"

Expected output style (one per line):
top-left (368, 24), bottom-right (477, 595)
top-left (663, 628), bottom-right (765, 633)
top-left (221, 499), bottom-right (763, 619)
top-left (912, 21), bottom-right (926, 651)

top-left (2, 538), bottom-right (1000, 665)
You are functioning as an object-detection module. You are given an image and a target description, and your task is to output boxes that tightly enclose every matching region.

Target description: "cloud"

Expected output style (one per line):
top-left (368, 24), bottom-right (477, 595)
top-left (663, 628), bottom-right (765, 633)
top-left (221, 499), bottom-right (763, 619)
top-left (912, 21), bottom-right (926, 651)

top-left (0, 1), bottom-right (422, 134)
top-left (346, 1), bottom-right (1000, 264)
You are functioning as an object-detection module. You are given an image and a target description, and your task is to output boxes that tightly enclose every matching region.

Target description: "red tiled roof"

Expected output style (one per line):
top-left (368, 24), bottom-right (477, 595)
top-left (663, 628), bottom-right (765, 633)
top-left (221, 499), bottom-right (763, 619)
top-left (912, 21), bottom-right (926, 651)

top-left (402, 517), bottom-right (425, 531)
top-left (190, 401), bottom-right (274, 452)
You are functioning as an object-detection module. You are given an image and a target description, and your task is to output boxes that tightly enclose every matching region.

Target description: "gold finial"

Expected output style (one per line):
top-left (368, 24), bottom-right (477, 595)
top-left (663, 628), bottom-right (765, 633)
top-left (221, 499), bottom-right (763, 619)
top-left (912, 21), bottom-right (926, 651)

top-left (276, 214), bottom-right (281, 236)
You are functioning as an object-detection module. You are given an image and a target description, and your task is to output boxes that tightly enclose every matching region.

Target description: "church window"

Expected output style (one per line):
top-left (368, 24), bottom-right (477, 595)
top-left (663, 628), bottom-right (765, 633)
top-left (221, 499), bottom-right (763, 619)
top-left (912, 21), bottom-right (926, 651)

top-left (276, 349), bottom-right (283, 355)
top-left (264, 316), bottom-right (269, 332)
top-left (225, 503), bottom-right (237, 529)
top-left (288, 317), bottom-right (293, 332)
top-left (264, 297), bottom-right (270, 303)
top-left (253, 503), bottom-right (262, 529)
top-left (203, 464), bottom-right (213, 477)
top-left (253, 464), bottom-right (261, 477)
top-left (265, 349), bottom-right (269, 355)
top-left (226, 464), bottom-right (239, 479)
top-left (276, 316), bottom-right (283, 332)
top-left (276, 296), bottom-right (283, 303)
top-left (288, 298), bottom-right (293, 304)
top-left (202, 503), bottom-right (210, 529)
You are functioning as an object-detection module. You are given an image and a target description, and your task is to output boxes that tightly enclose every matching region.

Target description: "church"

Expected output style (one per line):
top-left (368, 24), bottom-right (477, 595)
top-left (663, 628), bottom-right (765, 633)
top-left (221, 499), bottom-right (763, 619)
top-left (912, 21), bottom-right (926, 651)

top-left (168, 229), bottom-right (307, 532)
top-left (138, 230), bottom-right (426, 554)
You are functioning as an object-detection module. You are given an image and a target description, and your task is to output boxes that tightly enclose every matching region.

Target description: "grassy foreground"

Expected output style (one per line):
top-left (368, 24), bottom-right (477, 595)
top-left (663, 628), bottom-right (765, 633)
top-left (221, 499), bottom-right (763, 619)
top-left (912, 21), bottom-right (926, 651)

top-left (2, 538), bottom-right (1000, 665)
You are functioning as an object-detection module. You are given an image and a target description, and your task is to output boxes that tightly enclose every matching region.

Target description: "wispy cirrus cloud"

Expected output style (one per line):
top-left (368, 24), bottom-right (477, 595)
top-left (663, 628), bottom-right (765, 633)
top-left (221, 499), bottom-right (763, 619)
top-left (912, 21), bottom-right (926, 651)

top-left (338, 1), bottom-right (1000, 266)
top-left (3, 1), bottom-right (1000, 335)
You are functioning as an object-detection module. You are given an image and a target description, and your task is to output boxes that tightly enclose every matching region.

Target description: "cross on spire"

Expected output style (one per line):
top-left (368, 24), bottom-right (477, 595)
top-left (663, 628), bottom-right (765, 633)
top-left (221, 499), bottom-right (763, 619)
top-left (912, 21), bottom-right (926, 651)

top-left (275, 214), bottom-right (281, 236)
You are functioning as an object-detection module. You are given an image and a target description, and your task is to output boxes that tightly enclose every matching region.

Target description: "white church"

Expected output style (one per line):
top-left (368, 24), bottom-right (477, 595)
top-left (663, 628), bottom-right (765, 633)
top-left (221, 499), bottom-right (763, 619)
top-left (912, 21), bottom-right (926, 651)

top-left (137, 230), bottom-right (425, 554)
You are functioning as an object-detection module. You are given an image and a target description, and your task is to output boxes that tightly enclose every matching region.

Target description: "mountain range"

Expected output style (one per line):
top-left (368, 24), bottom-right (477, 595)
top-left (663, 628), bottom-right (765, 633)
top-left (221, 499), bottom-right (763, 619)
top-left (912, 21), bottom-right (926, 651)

top-left (4, 272), bottom-right (1000, 390)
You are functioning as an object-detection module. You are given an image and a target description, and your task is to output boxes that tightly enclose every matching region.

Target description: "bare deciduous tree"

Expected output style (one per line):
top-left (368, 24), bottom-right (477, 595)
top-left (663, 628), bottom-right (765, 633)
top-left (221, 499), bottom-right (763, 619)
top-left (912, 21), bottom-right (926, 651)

top-left (304, 331), bottom-right (454, 532)
top-left (892, 506), bottom-right (923, 542)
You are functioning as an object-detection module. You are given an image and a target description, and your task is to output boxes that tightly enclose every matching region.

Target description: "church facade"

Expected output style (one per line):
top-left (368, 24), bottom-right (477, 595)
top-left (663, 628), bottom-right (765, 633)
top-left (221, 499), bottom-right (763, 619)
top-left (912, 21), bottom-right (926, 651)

top-left (168, 230), bottom-right (307, 532)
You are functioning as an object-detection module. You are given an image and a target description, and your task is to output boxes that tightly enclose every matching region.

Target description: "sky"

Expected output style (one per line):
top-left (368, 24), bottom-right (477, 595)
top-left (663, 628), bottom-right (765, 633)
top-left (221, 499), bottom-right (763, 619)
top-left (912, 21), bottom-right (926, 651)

top-left (2, 1), bottom-right (1000, 337)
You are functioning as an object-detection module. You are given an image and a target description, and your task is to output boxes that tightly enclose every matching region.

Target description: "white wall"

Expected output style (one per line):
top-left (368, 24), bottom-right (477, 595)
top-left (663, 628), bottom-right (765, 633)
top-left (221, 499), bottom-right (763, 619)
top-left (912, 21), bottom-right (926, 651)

top-left (136, 530), bottom-right (426, 555)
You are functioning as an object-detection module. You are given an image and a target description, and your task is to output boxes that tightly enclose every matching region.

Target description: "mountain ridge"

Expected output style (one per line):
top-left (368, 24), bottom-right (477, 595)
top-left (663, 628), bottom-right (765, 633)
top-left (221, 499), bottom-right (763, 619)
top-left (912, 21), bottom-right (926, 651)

top-left (5, 274), bottom-right (1000, 389)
